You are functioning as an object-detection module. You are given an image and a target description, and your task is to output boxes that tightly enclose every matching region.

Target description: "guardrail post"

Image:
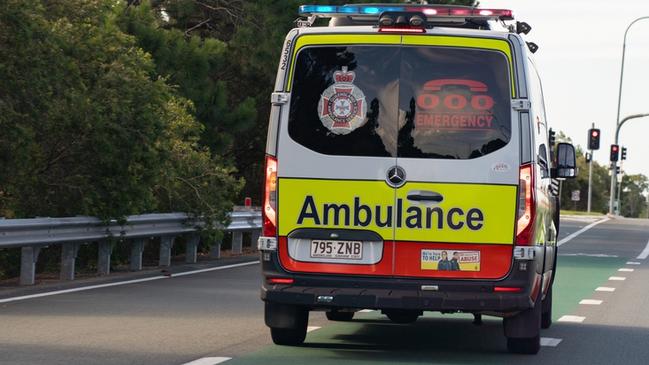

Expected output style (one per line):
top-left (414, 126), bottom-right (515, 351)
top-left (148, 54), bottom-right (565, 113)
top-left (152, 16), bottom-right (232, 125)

top-left (97, 241), bottom-right (113, 275)
top-left (130, 239), bottom-right (146, 271)
top-left (185, 234), bottom-right (200, 264)
top-left (210, 240), bottom-right (222, 259)
top-left (20, 247), bottom-right (41, 286)
top-left (251, 229), bottom-right (260, 251)
top-left (159, 236), bottom-right (175, 267)
top-left (232, 231), bottom-right (243, 254)
top-left (60, 243), bottom-right (80, 281)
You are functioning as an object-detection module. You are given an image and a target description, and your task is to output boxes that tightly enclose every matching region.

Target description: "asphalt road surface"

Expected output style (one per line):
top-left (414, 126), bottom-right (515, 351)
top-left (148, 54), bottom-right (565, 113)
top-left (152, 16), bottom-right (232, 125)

top-left (1, 216), bottom-right (649, 365)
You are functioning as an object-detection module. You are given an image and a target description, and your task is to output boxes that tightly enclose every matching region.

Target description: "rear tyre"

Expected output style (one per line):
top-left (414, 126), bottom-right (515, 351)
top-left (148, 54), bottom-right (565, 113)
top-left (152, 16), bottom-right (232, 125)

top-left (271, 326), bottom-right (307, 346)
top-left (385, 310), bottom-right (420, 324)
top-left (541, 286), bottom-right (553, 329)
top-left (326, 310), bottom-right (355, 322)
top-left (507, 335), bottom-right (541, 355)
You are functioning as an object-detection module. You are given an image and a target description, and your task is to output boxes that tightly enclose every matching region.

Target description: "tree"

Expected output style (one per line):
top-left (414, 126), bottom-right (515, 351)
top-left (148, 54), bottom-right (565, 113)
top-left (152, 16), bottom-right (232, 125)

top-left (620, 174), bottom-right (649, 218)
top-left (121, 0), bottom-right (477, 203)
top-left (0, 0), bottom-right (242, 278)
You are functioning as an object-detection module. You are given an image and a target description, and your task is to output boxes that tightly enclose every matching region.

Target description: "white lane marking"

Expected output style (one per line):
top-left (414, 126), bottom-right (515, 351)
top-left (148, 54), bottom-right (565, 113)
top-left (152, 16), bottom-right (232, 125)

top-left (0, 261), bottom-right (260, 304)
top-left (559, 253), bottom-right (618, 258)
top-left (359, 309), bottom-right (374, 313)
top-left (637, 239), bottom-right (649, 260)
top-left (579, 299), bottom-right (603, 305)
top-left (558, 218), bottom-right (610, 246)
top-left (558, 315), bottom-right (586, 323)
top-left (182, 357), bottom-right (231, 365)
top-left (627, 261), bottom-right (642, 265)
top-left (609, 276), bottom-right (626, 281)
top-left (618, 268), bottom-right (635, 272)
top-left (540, 337), bottom-right (563, 347)
top-left (596, 287), bottom-right (616, 292)
top-left (307, 326), bottom-right (321, 333)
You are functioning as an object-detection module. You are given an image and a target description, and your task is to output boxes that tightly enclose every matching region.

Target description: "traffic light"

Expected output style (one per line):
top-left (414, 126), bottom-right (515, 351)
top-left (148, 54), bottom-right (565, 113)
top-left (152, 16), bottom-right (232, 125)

top-left (549, 128), bottom-right (556, 147)
top-left (588, 128), bottom-right (600, 150)
top-left (616, 166), bottom-right (621, 175)
top-left (585, 152), bottom-right (592, 163)
top-left (610, 144), bottom-right (620, 162)
top-left (621, 147), bottom-right (627, 160)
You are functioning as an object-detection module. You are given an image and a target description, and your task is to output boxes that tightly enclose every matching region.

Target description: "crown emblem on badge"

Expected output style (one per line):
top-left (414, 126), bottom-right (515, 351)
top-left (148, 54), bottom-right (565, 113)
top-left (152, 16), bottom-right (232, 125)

top-left (317, 66), bottom-right (367, 135)
top-left (333, 66), bottom-right (356, 83)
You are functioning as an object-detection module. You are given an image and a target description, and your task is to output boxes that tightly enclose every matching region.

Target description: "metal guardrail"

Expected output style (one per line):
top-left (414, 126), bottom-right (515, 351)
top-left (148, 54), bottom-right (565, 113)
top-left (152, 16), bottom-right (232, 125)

top-left (0, 210), bottom-right (262, 286)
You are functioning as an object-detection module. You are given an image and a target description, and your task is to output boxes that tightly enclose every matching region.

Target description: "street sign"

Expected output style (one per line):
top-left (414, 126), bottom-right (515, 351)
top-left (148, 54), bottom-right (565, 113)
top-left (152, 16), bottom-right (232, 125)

top-left (571, 190), bottom-right (581, 202)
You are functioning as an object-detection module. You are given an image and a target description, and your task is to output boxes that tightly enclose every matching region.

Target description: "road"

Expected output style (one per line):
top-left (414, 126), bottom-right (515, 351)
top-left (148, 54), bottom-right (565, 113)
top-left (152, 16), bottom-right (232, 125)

top-left (1, 217), bottom-right (648, 365)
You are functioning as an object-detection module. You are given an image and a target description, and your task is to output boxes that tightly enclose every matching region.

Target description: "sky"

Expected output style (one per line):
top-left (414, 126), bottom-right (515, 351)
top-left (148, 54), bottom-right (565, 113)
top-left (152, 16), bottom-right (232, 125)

top-left (481, 0), bottom-right (649, 179)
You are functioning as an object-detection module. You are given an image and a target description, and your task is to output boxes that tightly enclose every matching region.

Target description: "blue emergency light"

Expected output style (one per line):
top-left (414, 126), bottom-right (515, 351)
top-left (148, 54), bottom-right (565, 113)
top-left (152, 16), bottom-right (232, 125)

top-left (298, 4), bottom-right (513, 20)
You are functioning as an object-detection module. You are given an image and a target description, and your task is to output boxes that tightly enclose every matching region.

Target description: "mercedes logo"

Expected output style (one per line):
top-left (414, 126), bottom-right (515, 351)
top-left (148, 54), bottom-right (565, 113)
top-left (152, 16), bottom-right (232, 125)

top-left (386, 166), bottom-right (406, 188)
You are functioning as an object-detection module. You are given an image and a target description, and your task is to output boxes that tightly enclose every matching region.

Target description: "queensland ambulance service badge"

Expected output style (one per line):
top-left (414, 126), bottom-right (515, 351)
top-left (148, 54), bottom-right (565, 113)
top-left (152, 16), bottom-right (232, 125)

top-left (318, 66), bottom-right (367, 135)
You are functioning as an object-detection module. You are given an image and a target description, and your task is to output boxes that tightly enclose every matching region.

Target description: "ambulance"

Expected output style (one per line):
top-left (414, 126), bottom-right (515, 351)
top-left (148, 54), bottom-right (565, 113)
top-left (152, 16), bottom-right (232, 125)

top-left (258, 3), bottom-right (577, 354)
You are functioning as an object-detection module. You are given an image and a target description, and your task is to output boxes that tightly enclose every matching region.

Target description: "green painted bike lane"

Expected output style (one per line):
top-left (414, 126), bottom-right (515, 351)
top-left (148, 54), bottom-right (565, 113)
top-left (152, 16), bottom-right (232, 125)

top-left (229, 255), bottom-right (625, 365)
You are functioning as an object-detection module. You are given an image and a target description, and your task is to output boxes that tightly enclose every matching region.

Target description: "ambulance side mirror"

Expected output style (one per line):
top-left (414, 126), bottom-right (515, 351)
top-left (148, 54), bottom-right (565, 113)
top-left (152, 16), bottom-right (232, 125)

top-left (552, 143), bottom-right (577, 179)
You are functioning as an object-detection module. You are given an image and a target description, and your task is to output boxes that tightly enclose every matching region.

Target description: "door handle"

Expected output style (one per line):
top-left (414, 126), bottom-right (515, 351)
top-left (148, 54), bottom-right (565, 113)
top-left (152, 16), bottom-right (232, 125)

top-left (407, 190), bottom-right (444, 203)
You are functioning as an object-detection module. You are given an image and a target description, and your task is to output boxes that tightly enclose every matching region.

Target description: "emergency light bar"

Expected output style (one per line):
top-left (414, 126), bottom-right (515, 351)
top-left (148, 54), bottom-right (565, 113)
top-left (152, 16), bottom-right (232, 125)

top-left (298, 5), bottom-right (514, 21)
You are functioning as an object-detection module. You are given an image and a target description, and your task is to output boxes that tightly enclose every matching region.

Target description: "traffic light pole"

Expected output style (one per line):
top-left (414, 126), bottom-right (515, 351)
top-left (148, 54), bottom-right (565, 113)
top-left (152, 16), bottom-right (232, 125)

top-left (617, 160), bottom-right (624, 214)
top-left (609, 114), bottom-right (649, 214)
top-left (587, 123), bottom-right (594, 213)
top-left (610, 16), bottom-right (649, 215)
top-left (587, 150), bottom-right (593, 213)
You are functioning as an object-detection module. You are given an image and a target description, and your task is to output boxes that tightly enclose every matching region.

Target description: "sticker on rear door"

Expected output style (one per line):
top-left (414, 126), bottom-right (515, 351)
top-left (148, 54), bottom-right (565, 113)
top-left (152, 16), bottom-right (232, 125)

top-left (318, 66), bottom-right (367, 135)
top-left (421, 249), bottom-right (481, 271)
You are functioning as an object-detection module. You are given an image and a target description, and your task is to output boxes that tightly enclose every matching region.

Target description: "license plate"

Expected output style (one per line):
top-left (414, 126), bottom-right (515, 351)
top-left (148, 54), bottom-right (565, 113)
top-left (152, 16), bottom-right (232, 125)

top-left (310, 240), bottom-right (363, 260)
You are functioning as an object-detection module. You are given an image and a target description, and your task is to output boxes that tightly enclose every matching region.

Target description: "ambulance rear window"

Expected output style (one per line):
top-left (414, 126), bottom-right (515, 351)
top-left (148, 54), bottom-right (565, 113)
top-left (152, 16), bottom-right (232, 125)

top-left (288, 44), bottom-right (511, 159)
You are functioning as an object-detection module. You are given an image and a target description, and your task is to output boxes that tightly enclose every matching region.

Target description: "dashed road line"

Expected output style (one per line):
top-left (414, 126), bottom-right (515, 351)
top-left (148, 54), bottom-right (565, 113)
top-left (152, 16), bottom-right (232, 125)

top-left (626, 261), bottom-right (641, 265)
top-left (0, 261), bottom-right (260, 304)
top-left (609, 276), bottom-right (626, 281)
top-left (359, 309), bottom-right (374, 313)
top-left (182, 357), bottom-right (231, 365)
top-left (307, 326), bottom-right (321, 333)
top-left (540, 337), bottom-right (563, 347)
top-left (579, 299), bottom-right (603, 305)
top-left (637, 239), bottom-right (649, 260)
top-left (558, 315), bottom-right (586, 323)
top-left (618, 268), bottom-right (634, 272)
top-left (557, 218), bottom-right (610, 246)
top-left (596, 287), bottom-right (616, 292)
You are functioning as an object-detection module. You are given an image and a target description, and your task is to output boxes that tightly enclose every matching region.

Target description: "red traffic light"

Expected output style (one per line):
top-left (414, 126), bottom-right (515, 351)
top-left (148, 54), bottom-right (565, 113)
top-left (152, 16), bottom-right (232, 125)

top-left (612, 145), bottom-right (619, 152)
top-left (591, 130), bottom-right (599, 137)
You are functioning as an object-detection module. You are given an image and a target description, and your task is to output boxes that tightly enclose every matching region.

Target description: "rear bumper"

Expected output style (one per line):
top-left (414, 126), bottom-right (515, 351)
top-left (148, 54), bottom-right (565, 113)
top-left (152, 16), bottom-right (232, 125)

top-left (261, 248), bottom-right (543, 314)
top-left (262, 281), bottom-right (532, 313)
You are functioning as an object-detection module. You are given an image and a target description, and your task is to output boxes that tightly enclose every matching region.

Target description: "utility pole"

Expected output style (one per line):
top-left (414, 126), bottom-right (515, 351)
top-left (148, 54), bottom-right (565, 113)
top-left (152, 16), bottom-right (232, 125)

top-left (617, 161), bottom-right (623, 215)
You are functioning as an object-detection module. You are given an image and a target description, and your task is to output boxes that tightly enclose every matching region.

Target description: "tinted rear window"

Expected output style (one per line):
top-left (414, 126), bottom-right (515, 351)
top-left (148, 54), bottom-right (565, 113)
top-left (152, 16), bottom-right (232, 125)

top-left (288, 44), bottom-right (511, 159)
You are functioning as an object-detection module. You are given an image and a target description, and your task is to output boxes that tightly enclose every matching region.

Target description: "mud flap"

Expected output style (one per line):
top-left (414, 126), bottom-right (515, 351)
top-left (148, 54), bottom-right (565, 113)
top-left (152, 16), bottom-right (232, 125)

top-left (265, 302), bottom-right (308, 329)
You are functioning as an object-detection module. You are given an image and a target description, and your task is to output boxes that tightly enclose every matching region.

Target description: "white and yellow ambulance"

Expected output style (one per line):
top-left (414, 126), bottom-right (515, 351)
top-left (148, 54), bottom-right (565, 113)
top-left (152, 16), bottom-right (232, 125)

top-left (258, 3), bottom-right (577, 354)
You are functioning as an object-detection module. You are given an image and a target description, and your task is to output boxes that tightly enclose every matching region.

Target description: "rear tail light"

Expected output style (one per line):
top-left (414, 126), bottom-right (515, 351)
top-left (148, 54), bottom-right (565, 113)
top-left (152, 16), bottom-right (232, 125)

top-left (263, 155), bottom-right (278, 237)
top-left (494, 286), bottom-right (522, 293)
top-left (267, 277), bottom-right (294, 285)
top-left (516, 164), bottom-right (535, 245)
